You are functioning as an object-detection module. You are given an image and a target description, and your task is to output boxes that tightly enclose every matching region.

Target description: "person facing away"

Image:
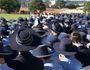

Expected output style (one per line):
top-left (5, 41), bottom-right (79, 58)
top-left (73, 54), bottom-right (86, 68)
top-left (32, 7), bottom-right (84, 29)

top-left (0, 39), bottom-right (13, 70)
top-left (30, 44), bottom-right (63, 70)
top-left (7, 28), bottom-right (44, 70)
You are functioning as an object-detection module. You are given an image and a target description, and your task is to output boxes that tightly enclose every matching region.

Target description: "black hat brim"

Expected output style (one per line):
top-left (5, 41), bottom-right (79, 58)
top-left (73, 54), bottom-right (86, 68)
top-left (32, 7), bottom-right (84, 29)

top-left (30, 45), bottom-right (55, 58)
top-left (9, 29), bottom-right (38, 51)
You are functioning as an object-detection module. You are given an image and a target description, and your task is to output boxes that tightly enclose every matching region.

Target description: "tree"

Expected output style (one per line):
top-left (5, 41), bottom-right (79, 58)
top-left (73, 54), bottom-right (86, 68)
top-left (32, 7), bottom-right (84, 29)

top-left (28, 0), bottom-right (46, 13)
top-left (65, 4), bottom-right (78, 9)
top-left (52, 0), bottom-right (66, 9)
top-left (0, 0), bottom-right (20, 13)
top-left (84, 2), bottom-right (90, 13)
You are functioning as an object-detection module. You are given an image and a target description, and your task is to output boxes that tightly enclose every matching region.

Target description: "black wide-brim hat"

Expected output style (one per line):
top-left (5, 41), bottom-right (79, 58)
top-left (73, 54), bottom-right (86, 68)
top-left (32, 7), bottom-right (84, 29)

top-left (51, 21), bottom-right (63, 33)
top-left (30, 44), bottom-right (55, 58)
top-left (59, 38), bottom-right (78, 55)
top-left (9, 28), bottom-right (41, 51)
top-left (33, 28), bottom-right (46, 37)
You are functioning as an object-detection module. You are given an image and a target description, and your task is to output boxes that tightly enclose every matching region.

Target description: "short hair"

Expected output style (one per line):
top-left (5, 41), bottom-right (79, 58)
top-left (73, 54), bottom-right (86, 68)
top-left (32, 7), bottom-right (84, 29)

top-left (70, 31), bottom-right (81, 43)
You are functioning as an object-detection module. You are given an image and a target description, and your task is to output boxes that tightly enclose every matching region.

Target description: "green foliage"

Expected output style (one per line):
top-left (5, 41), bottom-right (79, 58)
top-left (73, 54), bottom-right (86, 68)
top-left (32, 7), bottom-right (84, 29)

top-left (65, 4), bottom-right (78, 9)
top-left (28, 0), bottom-right (46, 12)
top-left (51, 0), bottom-right (66, 9)
top-left (0, 0), bottom-right (20, 13)
top-left (84, 2), bottom-right (90, 13)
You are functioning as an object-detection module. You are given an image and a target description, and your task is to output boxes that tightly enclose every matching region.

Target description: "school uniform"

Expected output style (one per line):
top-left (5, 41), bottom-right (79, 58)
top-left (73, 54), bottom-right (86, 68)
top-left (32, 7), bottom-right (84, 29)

top-left (7, 52), bottom-right (44, 70)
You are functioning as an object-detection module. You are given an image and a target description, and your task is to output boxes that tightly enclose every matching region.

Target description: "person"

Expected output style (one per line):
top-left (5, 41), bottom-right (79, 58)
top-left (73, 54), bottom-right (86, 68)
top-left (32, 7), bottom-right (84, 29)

top-left (58, 38), bottom-right (83, 70)
top-left (0, 38), bottom-right (13, 70)
top-left (7, 28), bottom-right (44, 70)
top-left (33, 23), bottom-right (47, 37)
top-left (2, 36), bottom-right (18, 63)
top-left (87, 33), bottom-right (90, 48)
top-left (63, 19), bottom-right (72, 33)
top-left (0, 17), bottom-right (8, 38)
top-left (70, 31), bottom-right (87, 50)
top-left (74, 30), bottom-right (90, 67)
top-left (30, 44), bottom-right (63, 70)
top-left (41, 19), bottom-right (64, 45)
top-left (53, 33), bottom-right (69, 54)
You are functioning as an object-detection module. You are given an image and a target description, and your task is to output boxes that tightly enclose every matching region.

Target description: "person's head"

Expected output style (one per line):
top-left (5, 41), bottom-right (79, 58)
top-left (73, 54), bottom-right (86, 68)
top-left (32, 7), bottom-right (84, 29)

top-left (64, 19), bottom-right (71, 27)
top-left (9, 28), bottom-right (41, 51)
top-left (17, 17), bottom-right (25, 23)
top-left (59, 38), bottom-right (77, 56)
top-left (0, 17), bottom-right (7, 24)
top-left (70, 31), bottom-right (81, 43)
top-left (33, 23), bottom-right (47, 37)
top-left (50, 20), bottom-right (63, 35)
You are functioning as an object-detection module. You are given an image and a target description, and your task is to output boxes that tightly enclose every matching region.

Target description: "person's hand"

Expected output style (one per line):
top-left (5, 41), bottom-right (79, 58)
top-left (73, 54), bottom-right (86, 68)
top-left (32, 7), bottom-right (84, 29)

top-left (59, 54), bottom-right (65, 61)
top-left (59, 54), bottom-right (71, 63)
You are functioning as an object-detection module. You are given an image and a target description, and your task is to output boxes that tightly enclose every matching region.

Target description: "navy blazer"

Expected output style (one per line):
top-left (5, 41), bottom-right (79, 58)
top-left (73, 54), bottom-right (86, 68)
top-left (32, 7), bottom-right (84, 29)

top-left (7, 52), bottom-right (44, 70)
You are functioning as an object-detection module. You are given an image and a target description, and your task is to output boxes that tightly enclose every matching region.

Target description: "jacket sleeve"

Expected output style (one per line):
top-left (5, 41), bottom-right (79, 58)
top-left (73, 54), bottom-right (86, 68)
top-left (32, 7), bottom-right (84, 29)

top-left (7, 60), bottom-right (23, 70)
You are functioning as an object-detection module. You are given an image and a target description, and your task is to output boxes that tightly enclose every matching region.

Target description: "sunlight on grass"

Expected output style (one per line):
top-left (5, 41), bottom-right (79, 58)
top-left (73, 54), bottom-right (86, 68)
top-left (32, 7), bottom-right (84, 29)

top-left (0, 14), bottom-right (30, 20)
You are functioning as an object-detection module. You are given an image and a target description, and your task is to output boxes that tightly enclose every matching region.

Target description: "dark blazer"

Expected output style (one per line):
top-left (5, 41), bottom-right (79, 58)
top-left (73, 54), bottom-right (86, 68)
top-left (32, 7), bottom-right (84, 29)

top-left (7, 52), bottom-right (44, 70)
top-left (75, 49), bottom-right (90, 67)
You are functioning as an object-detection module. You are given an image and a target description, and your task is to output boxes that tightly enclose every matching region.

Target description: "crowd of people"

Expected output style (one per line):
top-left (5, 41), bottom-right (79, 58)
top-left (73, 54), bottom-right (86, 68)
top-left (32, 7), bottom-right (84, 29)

top-left (0, 13), bottom-right (90, 70)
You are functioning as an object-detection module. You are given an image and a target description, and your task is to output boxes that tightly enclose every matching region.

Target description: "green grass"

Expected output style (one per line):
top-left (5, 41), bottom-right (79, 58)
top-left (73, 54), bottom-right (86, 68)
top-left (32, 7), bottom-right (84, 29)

top-left (0, 14), bottom-right (30, 20)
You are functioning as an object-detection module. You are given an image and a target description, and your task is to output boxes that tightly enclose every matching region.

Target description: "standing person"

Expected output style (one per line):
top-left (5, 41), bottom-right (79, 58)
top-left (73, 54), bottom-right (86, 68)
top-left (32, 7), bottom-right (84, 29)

top-left (7, 28), bottom-right (44, 70)
top-left (31, 44), bottom-right (63, 70)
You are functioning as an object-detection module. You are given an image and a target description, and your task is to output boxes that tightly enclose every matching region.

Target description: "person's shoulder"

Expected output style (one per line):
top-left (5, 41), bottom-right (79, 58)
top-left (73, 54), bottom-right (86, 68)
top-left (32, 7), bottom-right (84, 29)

top-left (7, 59), bottom-right (23, 69)
top-left (32, 58), bottom-right (44, 70)
top-left (34, 58), bottom-right (43, 65)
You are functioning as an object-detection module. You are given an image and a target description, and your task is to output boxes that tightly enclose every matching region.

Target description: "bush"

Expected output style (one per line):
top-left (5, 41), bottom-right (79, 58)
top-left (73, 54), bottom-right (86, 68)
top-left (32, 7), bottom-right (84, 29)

top-left (84, 2), bottom-right (90, 13)
top-left (65, 4), bottom-right (78, 9)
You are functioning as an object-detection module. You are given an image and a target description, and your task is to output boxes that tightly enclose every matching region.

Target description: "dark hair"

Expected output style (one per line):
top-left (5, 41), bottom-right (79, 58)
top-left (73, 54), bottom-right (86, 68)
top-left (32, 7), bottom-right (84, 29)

top-left (70, 31), bottom-right (81, 43)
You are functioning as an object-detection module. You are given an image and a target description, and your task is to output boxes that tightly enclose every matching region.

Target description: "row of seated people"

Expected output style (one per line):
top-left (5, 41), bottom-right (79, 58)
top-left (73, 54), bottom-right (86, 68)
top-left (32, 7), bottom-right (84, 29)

top-left (0, 13), bottom-right (90, 70)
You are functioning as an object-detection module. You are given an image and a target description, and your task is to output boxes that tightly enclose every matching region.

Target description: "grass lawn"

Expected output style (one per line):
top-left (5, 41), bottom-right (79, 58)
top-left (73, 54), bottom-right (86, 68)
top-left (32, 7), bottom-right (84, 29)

top-left (0, 14), bottom-right (30, 20)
